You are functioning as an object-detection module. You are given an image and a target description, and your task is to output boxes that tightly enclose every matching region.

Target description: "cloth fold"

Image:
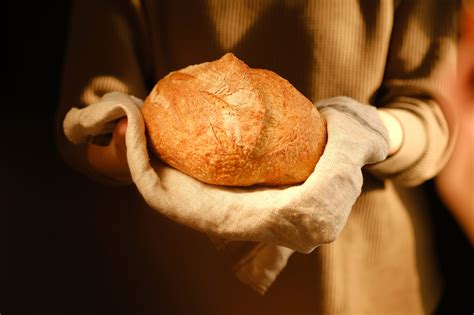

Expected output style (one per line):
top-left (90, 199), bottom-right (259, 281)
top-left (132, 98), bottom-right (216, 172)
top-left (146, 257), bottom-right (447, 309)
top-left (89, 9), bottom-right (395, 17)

top-left (63, 92), bottom-right (389, 294)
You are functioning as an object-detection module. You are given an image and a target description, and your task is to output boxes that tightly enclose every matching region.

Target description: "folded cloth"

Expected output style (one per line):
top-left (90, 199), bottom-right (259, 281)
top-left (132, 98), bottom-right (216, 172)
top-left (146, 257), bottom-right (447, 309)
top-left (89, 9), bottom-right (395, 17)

top-left (63, 92), bottom-right (389, 294)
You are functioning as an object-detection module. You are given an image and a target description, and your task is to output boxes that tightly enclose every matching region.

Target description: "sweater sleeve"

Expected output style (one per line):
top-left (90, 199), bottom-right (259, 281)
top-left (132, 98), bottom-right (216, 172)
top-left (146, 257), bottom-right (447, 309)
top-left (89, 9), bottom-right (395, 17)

top-left (367, 0), bottom-right (458, 187)
top-left (54, 0), bottom-right (151, 184)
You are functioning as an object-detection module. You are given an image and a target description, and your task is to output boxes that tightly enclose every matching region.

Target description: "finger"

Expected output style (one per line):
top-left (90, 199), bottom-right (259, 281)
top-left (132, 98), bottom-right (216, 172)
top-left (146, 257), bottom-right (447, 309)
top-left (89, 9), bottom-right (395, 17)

top-left (113, 118), bottom-right (128, 154)
top-left (116, 117), bottom-right (128, 134)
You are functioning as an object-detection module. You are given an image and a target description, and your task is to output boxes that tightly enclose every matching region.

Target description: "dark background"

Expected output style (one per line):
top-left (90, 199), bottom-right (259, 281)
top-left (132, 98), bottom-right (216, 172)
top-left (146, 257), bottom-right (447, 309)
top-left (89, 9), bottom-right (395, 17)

top-left (5, 1), bottom-right (118, 314)
top-left (5, 1), bottom-right (472, 314)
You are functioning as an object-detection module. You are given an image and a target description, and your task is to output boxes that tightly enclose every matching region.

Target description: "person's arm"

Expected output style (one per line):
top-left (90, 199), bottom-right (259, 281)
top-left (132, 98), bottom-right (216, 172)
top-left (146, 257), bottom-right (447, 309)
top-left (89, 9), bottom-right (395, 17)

top-left (367, 0), bottom-right (458, 187)
top-left (435, 1), bottom-right (474, 245)
top-left (55, 0), bottom-right (151, 184)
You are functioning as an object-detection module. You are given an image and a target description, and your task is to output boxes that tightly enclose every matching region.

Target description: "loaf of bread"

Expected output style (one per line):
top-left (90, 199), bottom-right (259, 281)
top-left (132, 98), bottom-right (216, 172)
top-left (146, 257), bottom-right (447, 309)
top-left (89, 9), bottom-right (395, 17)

top-left (141, 53), bottom-right (326, 186)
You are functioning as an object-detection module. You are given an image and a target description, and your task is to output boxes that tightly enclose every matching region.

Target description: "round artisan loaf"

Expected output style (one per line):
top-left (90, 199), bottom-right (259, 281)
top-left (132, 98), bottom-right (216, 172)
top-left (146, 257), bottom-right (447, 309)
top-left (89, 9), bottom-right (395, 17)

top-left (141, 53), bottom-right (327, 186)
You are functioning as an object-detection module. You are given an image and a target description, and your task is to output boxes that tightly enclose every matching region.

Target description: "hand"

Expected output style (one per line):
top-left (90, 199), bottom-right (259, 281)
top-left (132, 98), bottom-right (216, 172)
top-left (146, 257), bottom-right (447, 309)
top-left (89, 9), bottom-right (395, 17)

top-left (86, 118), bottom-right (132, 183)
top-left (378, 110), bottom-right (403, 156)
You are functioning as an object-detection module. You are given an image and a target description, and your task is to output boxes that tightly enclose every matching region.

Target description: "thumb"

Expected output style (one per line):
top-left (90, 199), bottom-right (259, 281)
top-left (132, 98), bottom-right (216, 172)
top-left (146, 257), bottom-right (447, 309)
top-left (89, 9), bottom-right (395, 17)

top-left (112, 118), bottom-right (128, 153)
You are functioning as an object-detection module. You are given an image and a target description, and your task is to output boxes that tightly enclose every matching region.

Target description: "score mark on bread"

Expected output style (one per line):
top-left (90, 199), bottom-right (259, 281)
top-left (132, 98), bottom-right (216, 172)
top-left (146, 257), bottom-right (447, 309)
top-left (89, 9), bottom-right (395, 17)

top-left (141, 53), bottom-right (327, 186)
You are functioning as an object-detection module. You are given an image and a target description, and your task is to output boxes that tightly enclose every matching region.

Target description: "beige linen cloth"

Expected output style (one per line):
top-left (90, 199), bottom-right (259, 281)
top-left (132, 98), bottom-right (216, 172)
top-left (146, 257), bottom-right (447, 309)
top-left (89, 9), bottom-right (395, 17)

top-left (63, 92), bottom-right (389, 294)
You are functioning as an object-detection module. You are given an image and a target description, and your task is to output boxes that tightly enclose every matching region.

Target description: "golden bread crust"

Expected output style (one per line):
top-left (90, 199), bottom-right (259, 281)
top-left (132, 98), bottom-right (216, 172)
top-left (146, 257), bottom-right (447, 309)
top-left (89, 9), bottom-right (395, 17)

top-left (141, 53), bottom-right (326, 186)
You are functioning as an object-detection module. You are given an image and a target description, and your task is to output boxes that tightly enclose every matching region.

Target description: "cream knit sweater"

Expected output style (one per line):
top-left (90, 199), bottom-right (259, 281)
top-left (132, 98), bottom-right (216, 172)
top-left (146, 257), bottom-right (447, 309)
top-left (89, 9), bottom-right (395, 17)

top-left (56, 0), bottom-right (457, 314)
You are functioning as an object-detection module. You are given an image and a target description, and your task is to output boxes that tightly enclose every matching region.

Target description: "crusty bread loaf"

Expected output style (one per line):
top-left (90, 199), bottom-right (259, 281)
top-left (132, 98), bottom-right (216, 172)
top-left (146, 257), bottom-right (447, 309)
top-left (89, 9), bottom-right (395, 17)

top-left (141, 53), bottom-right (326, 186)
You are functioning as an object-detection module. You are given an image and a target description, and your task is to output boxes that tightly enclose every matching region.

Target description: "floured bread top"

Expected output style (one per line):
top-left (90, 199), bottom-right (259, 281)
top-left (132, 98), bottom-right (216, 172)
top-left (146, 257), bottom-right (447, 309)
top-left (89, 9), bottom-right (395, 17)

top-left (141, 53), bottom-right (326, 186)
